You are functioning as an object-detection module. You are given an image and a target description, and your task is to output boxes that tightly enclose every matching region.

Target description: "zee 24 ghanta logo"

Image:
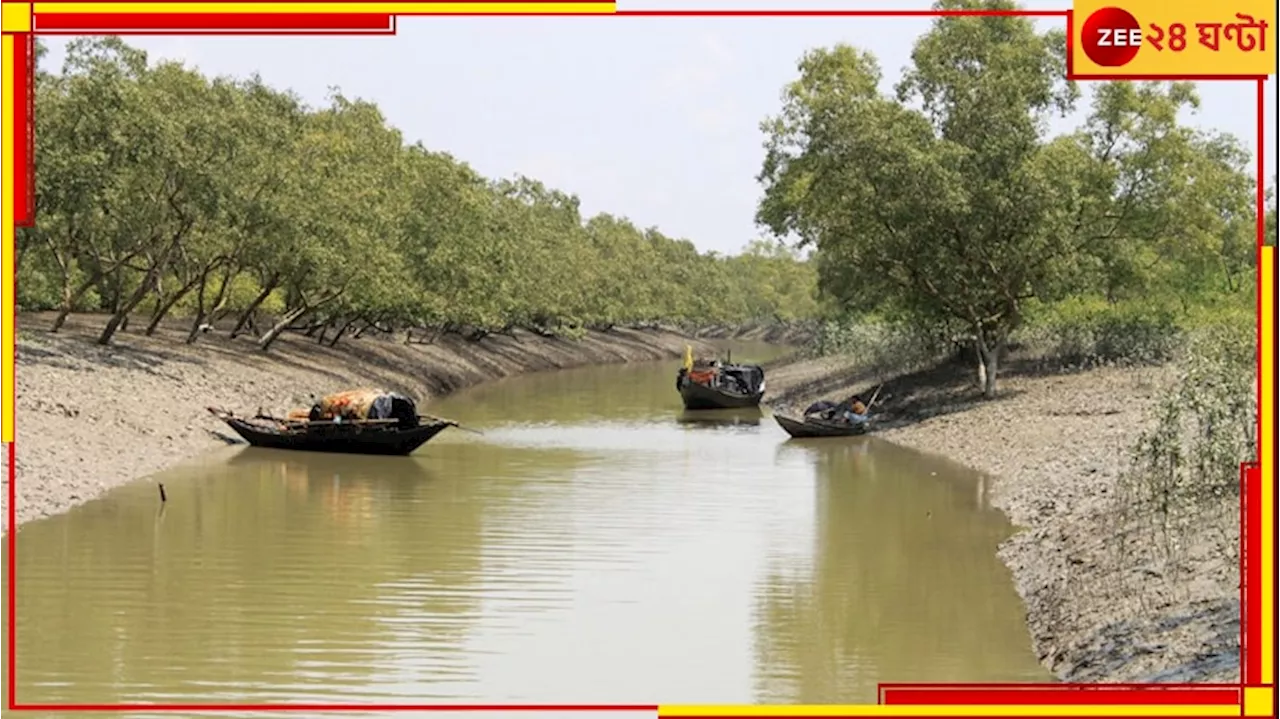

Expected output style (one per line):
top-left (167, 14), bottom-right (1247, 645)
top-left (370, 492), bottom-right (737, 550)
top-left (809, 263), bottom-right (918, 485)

top-left (1080, 6), bottom-right (1269, 67)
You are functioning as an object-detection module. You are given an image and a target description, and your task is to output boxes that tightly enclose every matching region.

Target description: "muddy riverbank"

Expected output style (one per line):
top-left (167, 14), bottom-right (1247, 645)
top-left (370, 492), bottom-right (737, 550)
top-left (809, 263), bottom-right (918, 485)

top-left (764, 353), bottom-right (1240, 685)
top-left (7, 317), bottom-right (1240, 686)
top-left (4, 313), bottom-right (718, 528)
top-left (694, 319), bottom-right (816, 347)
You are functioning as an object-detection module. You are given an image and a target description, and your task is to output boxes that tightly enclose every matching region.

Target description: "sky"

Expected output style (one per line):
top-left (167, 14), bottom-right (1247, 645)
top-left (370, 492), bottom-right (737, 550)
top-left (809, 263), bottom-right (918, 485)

top-left (39, 0), bottom-right (1278, 256)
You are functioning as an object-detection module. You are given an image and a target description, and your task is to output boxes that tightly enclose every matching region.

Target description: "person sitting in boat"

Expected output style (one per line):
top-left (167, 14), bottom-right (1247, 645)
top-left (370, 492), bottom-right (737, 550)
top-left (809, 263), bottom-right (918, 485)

top-left (840, 395), bottom-right (870, 424)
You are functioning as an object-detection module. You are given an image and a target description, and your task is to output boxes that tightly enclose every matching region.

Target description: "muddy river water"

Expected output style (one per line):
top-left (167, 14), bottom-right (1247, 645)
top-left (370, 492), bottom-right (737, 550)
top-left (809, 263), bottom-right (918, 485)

top-left (5, 343), bottom-right (1049, 710)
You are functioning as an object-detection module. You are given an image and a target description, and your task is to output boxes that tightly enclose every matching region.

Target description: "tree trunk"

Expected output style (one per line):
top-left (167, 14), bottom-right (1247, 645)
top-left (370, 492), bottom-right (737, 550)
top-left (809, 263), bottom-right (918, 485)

top-left (146, 294), bottom-right (168, 334)
top-left (230, 275), bottom-right (279, 338)
top-left (51, 274), bottom-right (102, 332)
top-left (52, 289), bottom-right (77, 333)
top-left (50, 250), bottom-right (75, 331)
top-left (327, 320), bottom-right (354, 347)
top-left (975, 329), bottom-right (1003, 399)
top-left (107, 279), bottom-right (131, 333)
top-left (51, 308), bottom-right (73, 333)
top-left (146, 279), bottom-right (200, 336)
top-left (188, 266), bottom-right (236, 344)
top-left (981, 345), bottom-right (999, 398)
top-left (258, 306), bottom-right (309, 352)
top-left (52, 292), bottom-right (73, 333)
top-left (185, 270), bottom-right (216, 344)
top-left (305, 317), bottom-right (335, 338)
top-left (353, 315), bottom-right (383, 340)
top-left (186, 312), bottom-right (209, 344)
top-left (102, 269), bottom-right (125, 316)
top-left (98, 271), bottom-right (159, 345)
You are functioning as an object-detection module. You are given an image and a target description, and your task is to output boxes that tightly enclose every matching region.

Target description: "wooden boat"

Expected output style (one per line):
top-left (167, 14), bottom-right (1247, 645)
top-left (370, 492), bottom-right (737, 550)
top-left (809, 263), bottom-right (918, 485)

top-left (207, 389), bottom-right (457, 456)
top-left (774, 413), bottom-right (870, 438)
top-left (676, 363), bottom-right (766, 410)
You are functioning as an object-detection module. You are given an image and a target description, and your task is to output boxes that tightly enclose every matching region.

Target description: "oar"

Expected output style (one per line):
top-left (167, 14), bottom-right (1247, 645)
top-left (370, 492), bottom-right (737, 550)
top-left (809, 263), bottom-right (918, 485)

top-left (421, 414), bottom-right (485, 435)
top-left (865, 383), bottom-right (885, 410)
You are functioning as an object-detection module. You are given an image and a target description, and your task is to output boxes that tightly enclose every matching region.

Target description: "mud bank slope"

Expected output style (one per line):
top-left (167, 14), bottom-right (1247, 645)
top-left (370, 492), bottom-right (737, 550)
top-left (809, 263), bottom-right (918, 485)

top-left (695, 320), bottom-right (816, 347)
top-left (764, 355), bottom-right (1240, 685)
top-left (5, 313), bottom-right (717, 528)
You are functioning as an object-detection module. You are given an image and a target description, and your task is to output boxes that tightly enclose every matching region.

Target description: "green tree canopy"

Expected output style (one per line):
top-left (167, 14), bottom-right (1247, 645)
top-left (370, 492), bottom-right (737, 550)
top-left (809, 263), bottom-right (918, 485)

top-left (757, 0), bottom-right (1258, 396)
top-left (21, 37), bottom-right (822, 348)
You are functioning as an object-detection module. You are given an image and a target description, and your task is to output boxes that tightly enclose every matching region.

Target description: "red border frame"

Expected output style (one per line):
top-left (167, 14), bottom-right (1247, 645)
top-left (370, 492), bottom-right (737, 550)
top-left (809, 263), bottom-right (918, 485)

top-left (34, 12), bottom-right (399, 32)
top-left (878, 687), bottom-right (1244, 706)
top-left (3, 3), bottom-right (1274, 714)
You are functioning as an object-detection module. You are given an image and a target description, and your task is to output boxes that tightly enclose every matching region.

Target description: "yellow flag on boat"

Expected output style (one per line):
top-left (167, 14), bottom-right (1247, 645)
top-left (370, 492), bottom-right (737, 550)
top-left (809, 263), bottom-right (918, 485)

top-left (683, 345), bottom-right (694, 371)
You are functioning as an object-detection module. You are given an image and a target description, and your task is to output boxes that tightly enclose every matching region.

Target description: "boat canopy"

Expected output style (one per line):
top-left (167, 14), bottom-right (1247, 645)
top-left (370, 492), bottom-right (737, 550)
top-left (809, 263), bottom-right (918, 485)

top-left (317, 388), bottom-right (419, 426)
top-left (721, 365), bottom-right (765, 394)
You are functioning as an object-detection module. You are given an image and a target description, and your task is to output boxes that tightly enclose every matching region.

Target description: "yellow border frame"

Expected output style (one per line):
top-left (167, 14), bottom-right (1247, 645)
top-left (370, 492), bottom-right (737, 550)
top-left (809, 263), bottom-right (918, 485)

top-left (18, 1), bottom-right (617, 20)
top-left (31, 2), bottom-right (613, 12)
top-left (1263, 243), bottom-right (1276, 690)
top-left (1, 32), bottom-right (14, 441)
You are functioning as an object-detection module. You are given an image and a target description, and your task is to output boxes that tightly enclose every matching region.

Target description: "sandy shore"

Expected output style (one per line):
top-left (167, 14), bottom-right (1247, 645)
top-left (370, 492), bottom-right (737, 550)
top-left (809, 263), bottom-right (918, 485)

top-left (764, 354), bottom-right (1240, 684)
top-left (4, 313), bottom-right (717, 528)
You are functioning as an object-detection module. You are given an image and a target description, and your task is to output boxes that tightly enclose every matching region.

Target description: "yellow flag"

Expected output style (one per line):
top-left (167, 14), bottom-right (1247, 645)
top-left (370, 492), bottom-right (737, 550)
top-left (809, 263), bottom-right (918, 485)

top-left (683, 345), bottom-right (694, 371)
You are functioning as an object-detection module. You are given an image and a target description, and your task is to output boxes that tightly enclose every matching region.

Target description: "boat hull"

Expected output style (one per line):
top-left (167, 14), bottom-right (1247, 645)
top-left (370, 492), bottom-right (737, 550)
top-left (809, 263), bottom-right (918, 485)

top-left (774, 413), bottom-right (869, 438)
top-left (678, 380), bottom-right (764, 410)
top-left (220, 417), bottom-right (454, 456)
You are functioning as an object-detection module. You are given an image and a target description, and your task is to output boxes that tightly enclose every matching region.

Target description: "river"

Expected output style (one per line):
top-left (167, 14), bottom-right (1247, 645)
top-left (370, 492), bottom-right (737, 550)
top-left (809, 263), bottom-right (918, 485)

top-left (4, 342), bottom-right (1049, 710)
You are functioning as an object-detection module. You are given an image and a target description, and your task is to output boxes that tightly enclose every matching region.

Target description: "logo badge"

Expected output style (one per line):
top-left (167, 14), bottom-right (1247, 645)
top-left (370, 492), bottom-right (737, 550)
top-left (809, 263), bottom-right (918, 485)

top-left (1081, 6), bottom-right (1144, 66)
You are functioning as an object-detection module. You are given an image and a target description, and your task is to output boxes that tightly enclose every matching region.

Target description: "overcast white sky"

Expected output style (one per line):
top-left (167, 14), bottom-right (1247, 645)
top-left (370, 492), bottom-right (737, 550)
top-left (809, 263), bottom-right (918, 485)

top-left (39, 0), bottom-right (1278, 255)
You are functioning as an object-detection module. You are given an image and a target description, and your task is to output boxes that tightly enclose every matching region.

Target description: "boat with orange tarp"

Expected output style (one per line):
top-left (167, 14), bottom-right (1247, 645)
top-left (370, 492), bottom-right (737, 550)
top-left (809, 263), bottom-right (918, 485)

top-left (208, 388), bottom-right (457, 456)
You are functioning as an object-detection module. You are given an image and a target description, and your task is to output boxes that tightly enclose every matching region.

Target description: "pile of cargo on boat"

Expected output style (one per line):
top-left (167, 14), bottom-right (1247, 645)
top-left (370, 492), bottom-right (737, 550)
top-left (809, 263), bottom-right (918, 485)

top-left (208, 388), bottom-right (457, 456)
top-left (674, 347), bottom-right (767, 410)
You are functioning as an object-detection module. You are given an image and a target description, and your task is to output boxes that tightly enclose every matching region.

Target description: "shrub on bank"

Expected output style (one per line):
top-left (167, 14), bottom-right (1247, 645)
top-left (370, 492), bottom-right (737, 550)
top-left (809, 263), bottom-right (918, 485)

top-left (1122, 317), bottom-right (1257, 508)
top-left (1110, 313), bottom-right (1255, 594)
top-left (810, 293), bottom-right (1254, 374)
top-left (809, 319), bottom-right (952, 373)
top-left (1012, 297), bottom-right (1184, 368)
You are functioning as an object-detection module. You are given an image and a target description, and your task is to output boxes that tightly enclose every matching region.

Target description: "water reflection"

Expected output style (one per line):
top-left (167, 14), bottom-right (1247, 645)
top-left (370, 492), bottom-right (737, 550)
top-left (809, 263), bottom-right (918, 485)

top-left (13, 442), bottom-right (594, 705)
top-left (753, 439), bottom-right (1049, 703)
top-left (451, 341), bottom-right (791, 428)
top-left (676, 407), bottom-right (764, 428)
